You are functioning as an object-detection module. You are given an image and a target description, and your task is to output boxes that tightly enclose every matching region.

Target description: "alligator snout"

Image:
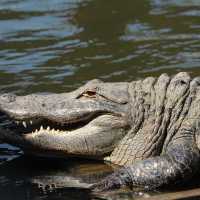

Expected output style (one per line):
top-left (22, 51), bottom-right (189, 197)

top-left (0, 93), bottom-right (16, 104)
top-left (0, 93), bottom-right (18, 119)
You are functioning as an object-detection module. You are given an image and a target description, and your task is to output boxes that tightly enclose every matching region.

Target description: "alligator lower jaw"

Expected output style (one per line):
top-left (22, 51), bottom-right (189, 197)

top-left (0, 113), bottom-right (128, 159)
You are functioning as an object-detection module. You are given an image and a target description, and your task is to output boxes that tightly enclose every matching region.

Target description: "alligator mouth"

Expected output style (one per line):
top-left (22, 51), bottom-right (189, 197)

top-left (0, 111), bottom-right (117, 136)
top-left (0, 109), bottom-right (128, 159)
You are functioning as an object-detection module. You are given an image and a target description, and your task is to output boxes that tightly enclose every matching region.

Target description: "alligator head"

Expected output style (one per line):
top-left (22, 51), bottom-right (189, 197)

top-left (0, 79), bottom-right (131, 159)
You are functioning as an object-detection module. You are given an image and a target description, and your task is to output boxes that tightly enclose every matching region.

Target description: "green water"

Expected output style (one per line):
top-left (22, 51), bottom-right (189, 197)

top-left (0, 0), bottom-right (200, 199)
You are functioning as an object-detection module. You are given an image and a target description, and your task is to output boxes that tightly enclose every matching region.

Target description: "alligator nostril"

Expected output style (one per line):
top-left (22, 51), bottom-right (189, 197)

top-left (1, 93), bottom-right (16, 103)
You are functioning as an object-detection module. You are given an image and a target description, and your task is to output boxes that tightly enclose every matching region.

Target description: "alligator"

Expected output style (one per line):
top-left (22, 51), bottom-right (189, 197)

top-left (1, 72), bottom-right (200, 192)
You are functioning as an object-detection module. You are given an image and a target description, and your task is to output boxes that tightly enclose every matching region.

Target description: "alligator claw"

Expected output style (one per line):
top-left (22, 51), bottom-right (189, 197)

top-left (90, 175), bottom-right (123, 192)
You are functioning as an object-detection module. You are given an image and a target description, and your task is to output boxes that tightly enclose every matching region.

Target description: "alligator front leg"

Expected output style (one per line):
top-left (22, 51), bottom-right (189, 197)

top-left (91, 135), bottom-right (200, 192)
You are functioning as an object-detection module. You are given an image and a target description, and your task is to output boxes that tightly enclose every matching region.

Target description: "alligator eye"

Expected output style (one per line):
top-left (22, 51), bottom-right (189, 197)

top-left (82, 90), bottom-right (96, 98)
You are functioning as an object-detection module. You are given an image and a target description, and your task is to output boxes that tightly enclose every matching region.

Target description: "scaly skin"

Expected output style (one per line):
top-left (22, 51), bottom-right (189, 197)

top-left (1, 72), bottom-right (200, 191)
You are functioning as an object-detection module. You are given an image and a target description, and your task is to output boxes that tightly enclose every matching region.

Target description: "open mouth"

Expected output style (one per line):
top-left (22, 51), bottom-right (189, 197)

top-left (0, 111), bottom-right (85, 135)
top-left (0, 111), bottom-right (117, 136)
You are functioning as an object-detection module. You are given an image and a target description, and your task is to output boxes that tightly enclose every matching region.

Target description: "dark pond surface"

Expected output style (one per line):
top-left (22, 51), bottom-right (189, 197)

top-left (0, 0), bottom-right (200, 199)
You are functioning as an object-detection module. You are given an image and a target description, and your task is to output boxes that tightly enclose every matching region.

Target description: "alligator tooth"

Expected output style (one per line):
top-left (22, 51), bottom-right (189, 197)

top-left (22, 121), bottom-right (27, 128)
top-left (47, 126), bottom-right (50, 131)
top-left (40, 125), bottom-right (44, 130)
top-left (30, 120), bottom-right (33, 125)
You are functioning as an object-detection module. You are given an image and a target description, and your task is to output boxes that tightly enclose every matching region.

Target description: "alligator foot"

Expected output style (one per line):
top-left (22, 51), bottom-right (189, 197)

top-left (90, 169), bottom-right (131, 192)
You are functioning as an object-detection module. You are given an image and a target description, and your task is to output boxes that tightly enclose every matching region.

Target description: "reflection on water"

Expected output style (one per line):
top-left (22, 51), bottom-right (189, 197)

top-left (0, 157), bottom-right (113, 200)
top-left (0, 0), bottom-right (200, 199)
